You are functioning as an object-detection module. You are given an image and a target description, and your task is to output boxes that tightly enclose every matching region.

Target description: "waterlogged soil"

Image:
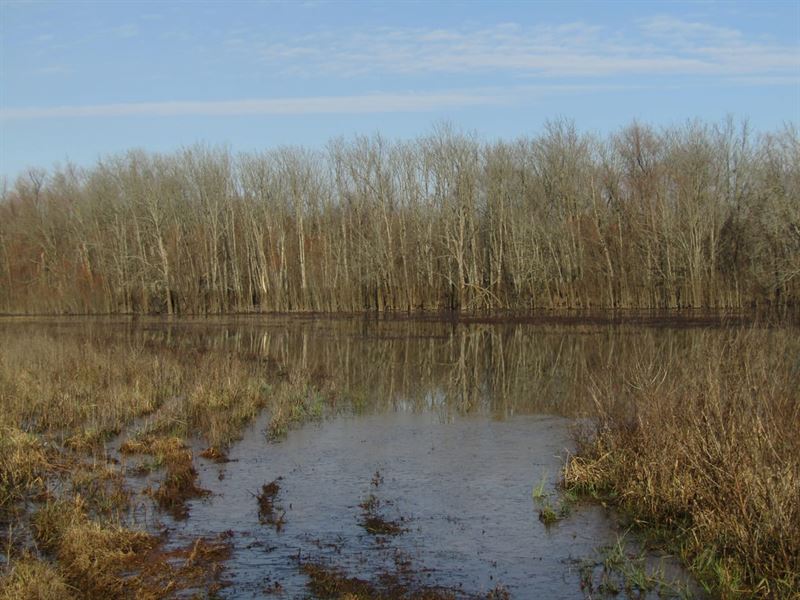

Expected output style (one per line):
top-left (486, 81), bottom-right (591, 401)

top-left (1, 315), bottom-right (710, 598)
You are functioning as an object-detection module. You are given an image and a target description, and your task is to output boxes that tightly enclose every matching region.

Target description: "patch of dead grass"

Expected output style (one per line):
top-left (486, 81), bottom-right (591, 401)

top-left (0, 557), bottom-right (76, 600)
top-left (0, 427), bottom-right (51, 517)
top-left (564, 328), bottom-right (800, 599)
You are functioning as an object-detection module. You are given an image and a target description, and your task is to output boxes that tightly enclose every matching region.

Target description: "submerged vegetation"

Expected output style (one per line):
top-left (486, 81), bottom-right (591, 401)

top-left (120, 436), bottom-right (209, 519)
top-left (301, 561), bottom-right (465, 600)
top-left (564, 328), bottom-right (800, 599)
top-left (359, 472), bottom-right (406, 536)
top-left (256, 478), bottom-right (285, 530)
top-left (577, 534), bottom-right (695, 599)
top-left (1, 120), bottom-right (799, 314)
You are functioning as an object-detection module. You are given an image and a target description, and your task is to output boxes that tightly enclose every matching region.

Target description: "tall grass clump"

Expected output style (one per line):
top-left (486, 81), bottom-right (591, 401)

top-left (564, 328), bottom-right (800, 598)
top-left (0, 558), bottom-right (76, 600)
top-left (0, 427), bottom-right (50, 518)
top-left (31, 498), bottom-right (156, 597)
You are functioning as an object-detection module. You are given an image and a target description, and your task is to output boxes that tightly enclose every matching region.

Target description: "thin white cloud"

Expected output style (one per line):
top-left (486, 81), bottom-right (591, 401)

top-left (0, 84), bottom-right (654, 120)
top-left (638, 15), bottom-right (744, 43)
top-left (0, 91), bottom-right (512, 120)
top-left (229, 18), bottom-right (799, 79)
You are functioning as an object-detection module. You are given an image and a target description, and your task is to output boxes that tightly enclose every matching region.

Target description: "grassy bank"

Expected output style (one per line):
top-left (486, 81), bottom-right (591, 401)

top-left (564, 328), bottom-right (800, 598)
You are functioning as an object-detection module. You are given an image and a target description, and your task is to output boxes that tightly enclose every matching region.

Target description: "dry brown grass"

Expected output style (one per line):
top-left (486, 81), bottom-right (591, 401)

top-left (267, 368), bottom-right (329, 440)
top-left (564, 328), bottom-right (800, 599)
top-left (150, 449), bottom-right (208, 519)
top-left (0, 329), bottom-right (330, 595)
top-left (0, 427), bottom-right (51, 517)
top-left (119, 435), bottom-right (186, 456)
top-left (0, 331), bottom-right (280, 448)
top-left (0, 334), bottom-right (168, 438)
top-left (30, 497), bottom-right (157, 598)
top-left (25, 496), bottom-right (235, 599)
top-left (0, 558), bottom-right (76, 600)
top-left (119, 436), bottom-right (208, 518)
top-left (67, 461), bottom-right (130, 516)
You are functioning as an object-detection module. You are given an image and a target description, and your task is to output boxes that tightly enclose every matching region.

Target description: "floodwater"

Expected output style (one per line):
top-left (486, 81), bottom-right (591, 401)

top-left (185, 412), bottom-right (616, 597)
top-left (2, 314), bottom-right (726, 598)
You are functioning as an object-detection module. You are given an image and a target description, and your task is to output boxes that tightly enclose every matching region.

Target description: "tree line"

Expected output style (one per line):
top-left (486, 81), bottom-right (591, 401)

top-left (1, 119), bottom-right (798, 314)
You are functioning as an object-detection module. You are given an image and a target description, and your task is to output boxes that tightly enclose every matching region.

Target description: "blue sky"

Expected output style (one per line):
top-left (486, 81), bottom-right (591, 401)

top-left (1, 0), bottom-right (798, 179)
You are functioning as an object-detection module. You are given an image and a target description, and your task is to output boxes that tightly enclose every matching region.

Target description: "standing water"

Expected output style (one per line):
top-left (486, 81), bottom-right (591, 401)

top-left (2, 315), bottom-right (719, 598)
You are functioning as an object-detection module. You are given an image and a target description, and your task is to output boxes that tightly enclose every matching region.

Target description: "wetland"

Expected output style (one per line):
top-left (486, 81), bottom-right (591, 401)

top-left (0, 314), bottom-right (797, 599)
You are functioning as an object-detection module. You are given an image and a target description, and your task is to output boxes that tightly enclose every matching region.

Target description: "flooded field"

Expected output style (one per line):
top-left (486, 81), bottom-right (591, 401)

top-left (1, 314), bottom-right (795, 598)
top-left (186, 413), bottom-right (623, 597)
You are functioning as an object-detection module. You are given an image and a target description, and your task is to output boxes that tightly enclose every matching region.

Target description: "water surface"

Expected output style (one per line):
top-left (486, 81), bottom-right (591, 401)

top-left (2, 314), bottom-right (724, 597)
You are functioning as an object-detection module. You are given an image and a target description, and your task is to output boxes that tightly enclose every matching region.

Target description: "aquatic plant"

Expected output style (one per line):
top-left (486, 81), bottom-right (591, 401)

top-left (301, 560), bottom-right (462, 599)
top-left (578, 534), bottom-right (695, 599)
top-left (531, 472), bottom-right (575, 526)
top-left (256, 478), bottom-right (286, 531)
top-left (565, 328), bottom-right (800, 599)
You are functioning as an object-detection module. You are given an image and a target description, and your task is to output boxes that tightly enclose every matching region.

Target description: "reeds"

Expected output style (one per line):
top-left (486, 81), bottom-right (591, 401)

top-left (564, 328), bottom-right (800, 598)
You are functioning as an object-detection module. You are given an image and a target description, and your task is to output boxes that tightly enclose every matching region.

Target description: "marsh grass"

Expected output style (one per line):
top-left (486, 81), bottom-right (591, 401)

top-left (0, 427), bottom-right (51, 518)
top-left (119, 436), bottom-right (209, 519)
top-left (23, 494), bottom-right (233, 599)
top-left (67, 461), bottom-right (130, 516)
top-left (579, 533), bottom-right (697, 599)
top-left (0, 329), bottom-right (331, 595)
top-left (0, 331), bottom-right (294, 451)
top-left (0, 558), bottom-right (76, 600)
top-left (199, 446), bottom-right (228, 462)
top-left (267, 369), bottom-right (330, 441)
top-left (531, 473), bottom-right (576, 526)
top-left (150, 450), bottom-right (208, 520)
top-left (8, 463), bottom-right (234, 599)
top-left (0, 335), bottom-right (169, 439)
top-left (3, 322), bottom-right (798, 597)
top-left (564, 328), bottom-right (800, 599)
top-left (30, 497), bottom-right (157, 597)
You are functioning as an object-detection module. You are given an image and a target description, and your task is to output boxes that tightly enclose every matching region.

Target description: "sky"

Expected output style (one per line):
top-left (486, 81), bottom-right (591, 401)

top-left (1, 0), bottom-right (798, 179)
